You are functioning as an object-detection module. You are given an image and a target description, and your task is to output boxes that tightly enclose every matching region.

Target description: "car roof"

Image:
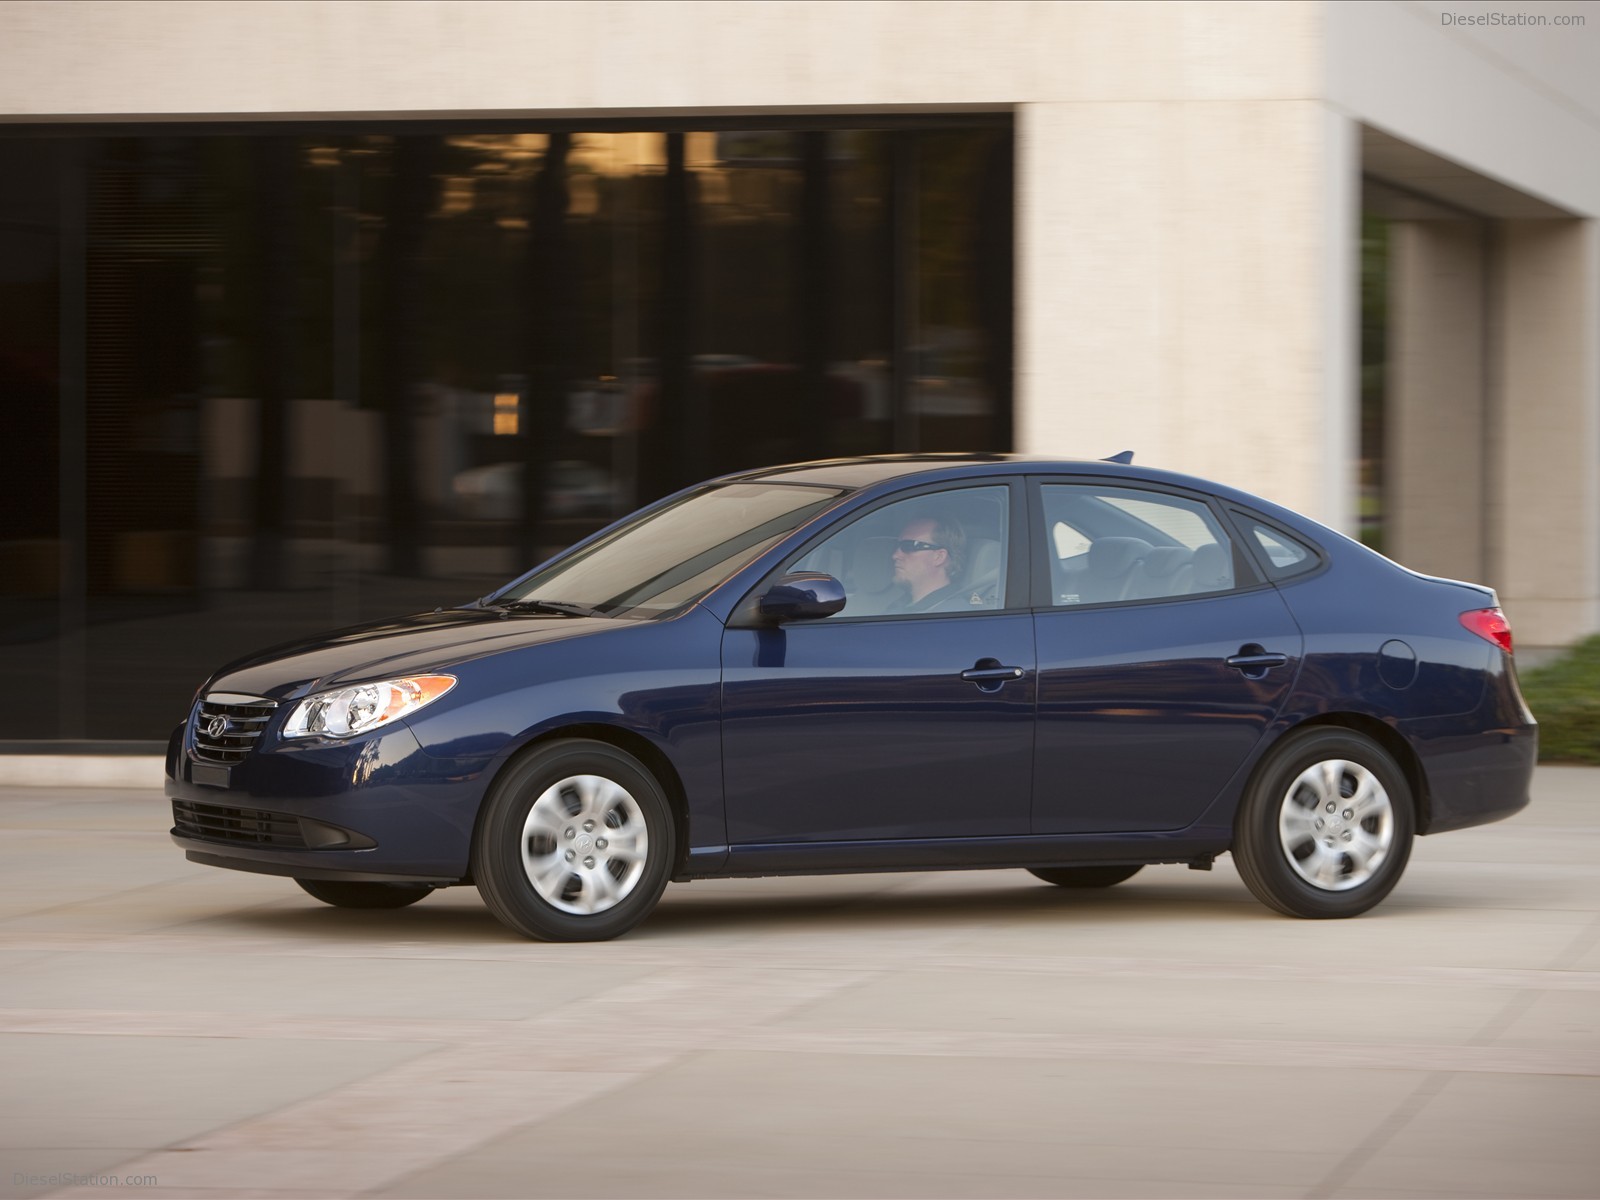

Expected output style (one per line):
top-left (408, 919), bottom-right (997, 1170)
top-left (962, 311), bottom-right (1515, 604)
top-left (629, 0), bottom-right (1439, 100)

top-left (724, 453), bottom-right (1103, 487)
top-left (718, 453), bottom-right (1325, 534)
top-left (723, 453), bottom-right (1221, 492)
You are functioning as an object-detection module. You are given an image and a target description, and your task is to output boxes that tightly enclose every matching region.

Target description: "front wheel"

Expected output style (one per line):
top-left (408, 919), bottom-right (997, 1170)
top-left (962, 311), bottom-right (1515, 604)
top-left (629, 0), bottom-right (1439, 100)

top-left (1232, 728), bottom-right (1415, 918)
top-left (473, 739), bottom-right (676, 942)
top-left (294, 878), bottom-right (434, 909)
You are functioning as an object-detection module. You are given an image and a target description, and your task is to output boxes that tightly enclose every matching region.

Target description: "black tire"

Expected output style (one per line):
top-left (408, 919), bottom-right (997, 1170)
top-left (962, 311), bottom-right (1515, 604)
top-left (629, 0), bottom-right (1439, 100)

top-left (472, 739), bottom-right (675, 942)
top-left (1233, 727), bottom-right (1415, 918)
top-left (294, 878), bottom-right (434, 909)
top-left (1027, 864), bottom-right (1144, 888)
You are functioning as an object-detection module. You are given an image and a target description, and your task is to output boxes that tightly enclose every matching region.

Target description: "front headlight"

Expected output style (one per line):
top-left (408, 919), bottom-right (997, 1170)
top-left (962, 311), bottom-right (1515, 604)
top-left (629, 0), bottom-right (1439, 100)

top-left (282, 675), bottom-right (457, 740)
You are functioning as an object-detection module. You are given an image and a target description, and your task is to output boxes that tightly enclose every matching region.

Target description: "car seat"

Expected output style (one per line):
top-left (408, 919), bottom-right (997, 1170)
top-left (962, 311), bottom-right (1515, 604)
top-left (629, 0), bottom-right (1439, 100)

top-left (962, 536), bottom-right (1003, 607)
top-left (1186, 541), bottom-right (1233, 594)
top-left (1126, 545), bottom-right (1194, 600)
top-left (1077, 536), bottom-right (1152, 603)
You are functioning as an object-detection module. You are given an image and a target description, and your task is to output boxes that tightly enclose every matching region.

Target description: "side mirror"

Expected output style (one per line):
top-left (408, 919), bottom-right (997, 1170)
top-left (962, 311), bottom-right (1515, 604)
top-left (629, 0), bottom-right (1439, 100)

top-left (758, 573), bottom-right (846, 622)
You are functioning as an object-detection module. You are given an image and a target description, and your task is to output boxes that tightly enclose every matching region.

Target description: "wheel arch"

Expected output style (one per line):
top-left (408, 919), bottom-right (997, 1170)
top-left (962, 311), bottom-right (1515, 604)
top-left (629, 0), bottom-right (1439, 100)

top-left (1254, 713), bottom-right (1432, 835)
top-left (471, 723), bottom-right (693, 880)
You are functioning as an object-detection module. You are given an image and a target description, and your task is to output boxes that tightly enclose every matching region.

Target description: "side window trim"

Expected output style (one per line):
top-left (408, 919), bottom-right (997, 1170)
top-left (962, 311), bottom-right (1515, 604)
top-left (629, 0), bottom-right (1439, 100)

top-left (1025, 476), bottom-right (1266, 611)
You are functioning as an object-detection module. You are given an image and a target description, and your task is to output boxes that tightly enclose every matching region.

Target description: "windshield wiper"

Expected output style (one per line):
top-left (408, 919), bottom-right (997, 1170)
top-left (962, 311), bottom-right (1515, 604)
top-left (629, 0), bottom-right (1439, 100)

top-left (498, 598), bottom-right (606, 618)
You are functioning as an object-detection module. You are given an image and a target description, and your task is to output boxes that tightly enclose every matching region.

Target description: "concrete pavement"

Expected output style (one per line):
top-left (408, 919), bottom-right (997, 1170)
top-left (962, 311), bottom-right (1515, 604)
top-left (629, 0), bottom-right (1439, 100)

top-left (0, 769), bottom-right (1596, 1199)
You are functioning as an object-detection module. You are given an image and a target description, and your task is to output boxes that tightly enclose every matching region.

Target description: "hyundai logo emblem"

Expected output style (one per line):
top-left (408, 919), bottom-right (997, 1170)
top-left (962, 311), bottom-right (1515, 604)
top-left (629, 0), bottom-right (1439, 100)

top-left (206, 716), bottom-right (227, 739)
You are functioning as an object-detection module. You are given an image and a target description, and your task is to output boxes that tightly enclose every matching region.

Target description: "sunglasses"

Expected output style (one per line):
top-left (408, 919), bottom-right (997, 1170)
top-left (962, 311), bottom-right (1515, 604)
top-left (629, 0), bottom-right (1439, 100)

top-left (894, 539), bottom-right (945, 554)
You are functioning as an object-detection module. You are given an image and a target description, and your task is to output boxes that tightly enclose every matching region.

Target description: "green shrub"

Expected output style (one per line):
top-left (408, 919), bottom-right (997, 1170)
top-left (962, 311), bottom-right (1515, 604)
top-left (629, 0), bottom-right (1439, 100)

top-left (1519, 634), bottom-right (1600, 764)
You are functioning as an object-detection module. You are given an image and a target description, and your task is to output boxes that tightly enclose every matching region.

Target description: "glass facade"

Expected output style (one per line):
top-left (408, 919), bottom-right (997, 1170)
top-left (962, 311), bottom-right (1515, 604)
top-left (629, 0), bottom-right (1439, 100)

top-left (0, 119), bottom-right (1013, 745)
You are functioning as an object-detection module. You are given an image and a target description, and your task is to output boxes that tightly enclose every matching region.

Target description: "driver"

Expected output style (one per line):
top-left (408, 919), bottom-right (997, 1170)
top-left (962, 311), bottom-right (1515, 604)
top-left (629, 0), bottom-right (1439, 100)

top-left (888, 514), bottom-right (972, 613)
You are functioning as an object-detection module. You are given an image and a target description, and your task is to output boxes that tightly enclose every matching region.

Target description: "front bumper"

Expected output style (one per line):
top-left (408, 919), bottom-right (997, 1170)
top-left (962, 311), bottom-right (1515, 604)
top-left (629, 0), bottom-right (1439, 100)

top-left (165, 721), bottom-right (488, 883)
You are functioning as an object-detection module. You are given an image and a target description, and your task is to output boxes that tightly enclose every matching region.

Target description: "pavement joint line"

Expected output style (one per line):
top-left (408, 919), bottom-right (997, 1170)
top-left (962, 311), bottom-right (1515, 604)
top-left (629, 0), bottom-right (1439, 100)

top-left (5, 1009), bottom-right (1596, 1078)
top-left (705, 1027), bottom-right (1600, 1077)
top-left (1548, 908), bottom-right (1600, 970)
top-left (0, 876), bottom-right (225, 923)
top-left (1304, 1069), bottom-right (1453, 1200)
top-left (37, 965), bottom-right (876, 1199)
top-left (6, 931), bottom-right (1600, 991)
top-left (1466, 987), bottom-right (1545, 1046)
top-left (1305, 972), bottom-right (1593, 1196)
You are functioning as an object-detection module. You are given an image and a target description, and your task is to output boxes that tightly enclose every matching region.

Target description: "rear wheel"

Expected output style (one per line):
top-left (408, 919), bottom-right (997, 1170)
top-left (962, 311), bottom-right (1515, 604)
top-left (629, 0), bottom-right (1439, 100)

top-left (1233, 727), bottom-right (1415, 918)
top-left (294, 878), bottom-right (434, 909)
top-left (473, 739), bottom-right (675, 942)
top-left (1027, 864), bottom-right (1143, 888)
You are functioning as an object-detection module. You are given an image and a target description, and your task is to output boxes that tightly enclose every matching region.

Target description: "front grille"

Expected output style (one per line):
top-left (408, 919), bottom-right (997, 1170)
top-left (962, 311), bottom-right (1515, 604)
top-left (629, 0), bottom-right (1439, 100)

top-left (192, 695), bottom-right (278, 764)
top-left (172, 799), bottom-right (307, 848)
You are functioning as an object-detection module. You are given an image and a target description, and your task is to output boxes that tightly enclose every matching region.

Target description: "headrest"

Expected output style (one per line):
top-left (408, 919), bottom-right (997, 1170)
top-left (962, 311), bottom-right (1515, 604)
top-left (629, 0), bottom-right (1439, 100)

top-left (1141, 546), bottom-right (1192, 577)
top-left (968, 537), bottom-right (1002, 581)
top-left (1088, 537), bottom-right (1152, 577)
top-left (1191, 542), bottom-right (1231, 587)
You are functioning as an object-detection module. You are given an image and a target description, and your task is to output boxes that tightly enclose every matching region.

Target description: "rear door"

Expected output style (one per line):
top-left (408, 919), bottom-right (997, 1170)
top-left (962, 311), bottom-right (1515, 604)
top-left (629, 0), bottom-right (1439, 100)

top-left (1029, 479), bottom-right (1303, 834)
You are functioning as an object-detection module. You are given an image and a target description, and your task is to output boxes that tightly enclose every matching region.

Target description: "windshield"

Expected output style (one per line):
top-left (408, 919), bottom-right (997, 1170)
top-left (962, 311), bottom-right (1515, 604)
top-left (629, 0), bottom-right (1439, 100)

top-left (495, 483), bottom-right (845, 617)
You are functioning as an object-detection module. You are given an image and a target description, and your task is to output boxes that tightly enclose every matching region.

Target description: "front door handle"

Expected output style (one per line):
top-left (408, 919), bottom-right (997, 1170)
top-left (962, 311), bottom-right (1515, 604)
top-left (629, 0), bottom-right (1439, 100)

top-left (961, 659), bottom-right (1025, 692)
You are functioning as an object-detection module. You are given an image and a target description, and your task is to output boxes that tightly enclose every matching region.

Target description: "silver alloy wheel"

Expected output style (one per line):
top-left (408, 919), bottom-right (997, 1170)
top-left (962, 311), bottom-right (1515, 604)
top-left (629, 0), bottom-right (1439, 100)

top-left (1277, 758), bottom-right (1394, 891)
top-left (520, 774), bottom-right (649, 915)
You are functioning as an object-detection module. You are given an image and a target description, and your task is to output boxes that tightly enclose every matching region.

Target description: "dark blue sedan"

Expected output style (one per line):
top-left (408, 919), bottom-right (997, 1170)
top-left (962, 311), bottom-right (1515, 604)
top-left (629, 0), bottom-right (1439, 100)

top-left (167, 455), bottom-right (1537, 940)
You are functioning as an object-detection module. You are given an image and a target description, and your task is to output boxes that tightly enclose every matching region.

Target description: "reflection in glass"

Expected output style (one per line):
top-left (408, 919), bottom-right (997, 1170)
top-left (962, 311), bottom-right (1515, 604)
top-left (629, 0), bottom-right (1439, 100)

top-left (0, 139), bottom-right (64, 738)
top-left (499, 483), bottom-right (842, 617)
top-left (0, 118), bottom-right (1012, 743)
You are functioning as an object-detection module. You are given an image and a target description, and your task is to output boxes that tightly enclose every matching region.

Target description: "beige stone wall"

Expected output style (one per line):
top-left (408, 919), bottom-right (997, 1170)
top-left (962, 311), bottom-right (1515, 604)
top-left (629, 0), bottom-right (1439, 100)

top-left (1492, 219), bottom-right (1600, 644)
top-left (1328, 2), bottom-right (1600, 219)
top-left (0, 1), bottom-right (1320, 118)
top-left (1016, 97), bottom-right (1349, 524)
top-left (1387, 219), bottom-right (1490, 583)
top-left (1381, 213), bottom-right (1599, 649)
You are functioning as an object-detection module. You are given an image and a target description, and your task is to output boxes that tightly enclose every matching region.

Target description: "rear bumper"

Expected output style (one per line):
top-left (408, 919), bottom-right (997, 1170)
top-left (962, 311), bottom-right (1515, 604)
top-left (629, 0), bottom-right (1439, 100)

top-left (1406, 658), bottom-right (1538, 835)
top-left (1412, 722), bottom-right (1537, 834)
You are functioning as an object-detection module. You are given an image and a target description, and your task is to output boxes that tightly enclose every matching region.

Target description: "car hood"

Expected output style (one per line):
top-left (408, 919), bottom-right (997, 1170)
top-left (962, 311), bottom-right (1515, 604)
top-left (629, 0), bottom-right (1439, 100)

top-left (205, 609), bottom-right (622, 701)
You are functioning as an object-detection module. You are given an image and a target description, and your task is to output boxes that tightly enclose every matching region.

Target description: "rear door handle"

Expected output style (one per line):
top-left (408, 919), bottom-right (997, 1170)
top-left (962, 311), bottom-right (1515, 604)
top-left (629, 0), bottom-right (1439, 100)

top-left (1225, 651), bottom-right (1289, 674)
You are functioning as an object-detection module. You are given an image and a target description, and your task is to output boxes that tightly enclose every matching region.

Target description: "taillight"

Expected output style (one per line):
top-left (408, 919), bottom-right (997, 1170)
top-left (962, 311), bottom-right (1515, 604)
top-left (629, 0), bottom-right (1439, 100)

top-left (1460, 607), bottom-right (1513, 654)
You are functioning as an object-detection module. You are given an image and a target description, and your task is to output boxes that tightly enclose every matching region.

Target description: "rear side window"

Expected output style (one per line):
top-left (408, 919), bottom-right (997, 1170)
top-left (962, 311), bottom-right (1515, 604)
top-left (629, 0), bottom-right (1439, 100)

top-left (1040, 484), bottom-right (1237, 606)
top-left (1100, 496), bottom-right (1216, 550)
top-left (1236, 514), bottom-right (1322, 581)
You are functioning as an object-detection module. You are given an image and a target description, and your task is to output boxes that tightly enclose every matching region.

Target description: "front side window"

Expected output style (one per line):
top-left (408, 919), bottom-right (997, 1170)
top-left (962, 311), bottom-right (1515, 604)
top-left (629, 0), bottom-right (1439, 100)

top-left (787, 484), bottom-right (1011, 618)
top-left (1041, 484), bottom-right (1236, 606)
top-left (499, 483), bottom-right (843, 617)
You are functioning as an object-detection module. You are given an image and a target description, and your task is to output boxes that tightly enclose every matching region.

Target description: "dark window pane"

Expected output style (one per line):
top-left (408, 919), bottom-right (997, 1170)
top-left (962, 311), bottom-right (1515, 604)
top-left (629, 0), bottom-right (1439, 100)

top-left (0, 138), bottom-right (63, 739)
top-left (2, 119), bottom-right (1012, 744)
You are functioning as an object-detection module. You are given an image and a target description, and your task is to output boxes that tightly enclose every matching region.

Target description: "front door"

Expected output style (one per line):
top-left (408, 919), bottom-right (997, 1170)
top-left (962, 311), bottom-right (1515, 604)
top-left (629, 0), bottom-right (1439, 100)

top-left (720, 481), bottom-right (1035, 847)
